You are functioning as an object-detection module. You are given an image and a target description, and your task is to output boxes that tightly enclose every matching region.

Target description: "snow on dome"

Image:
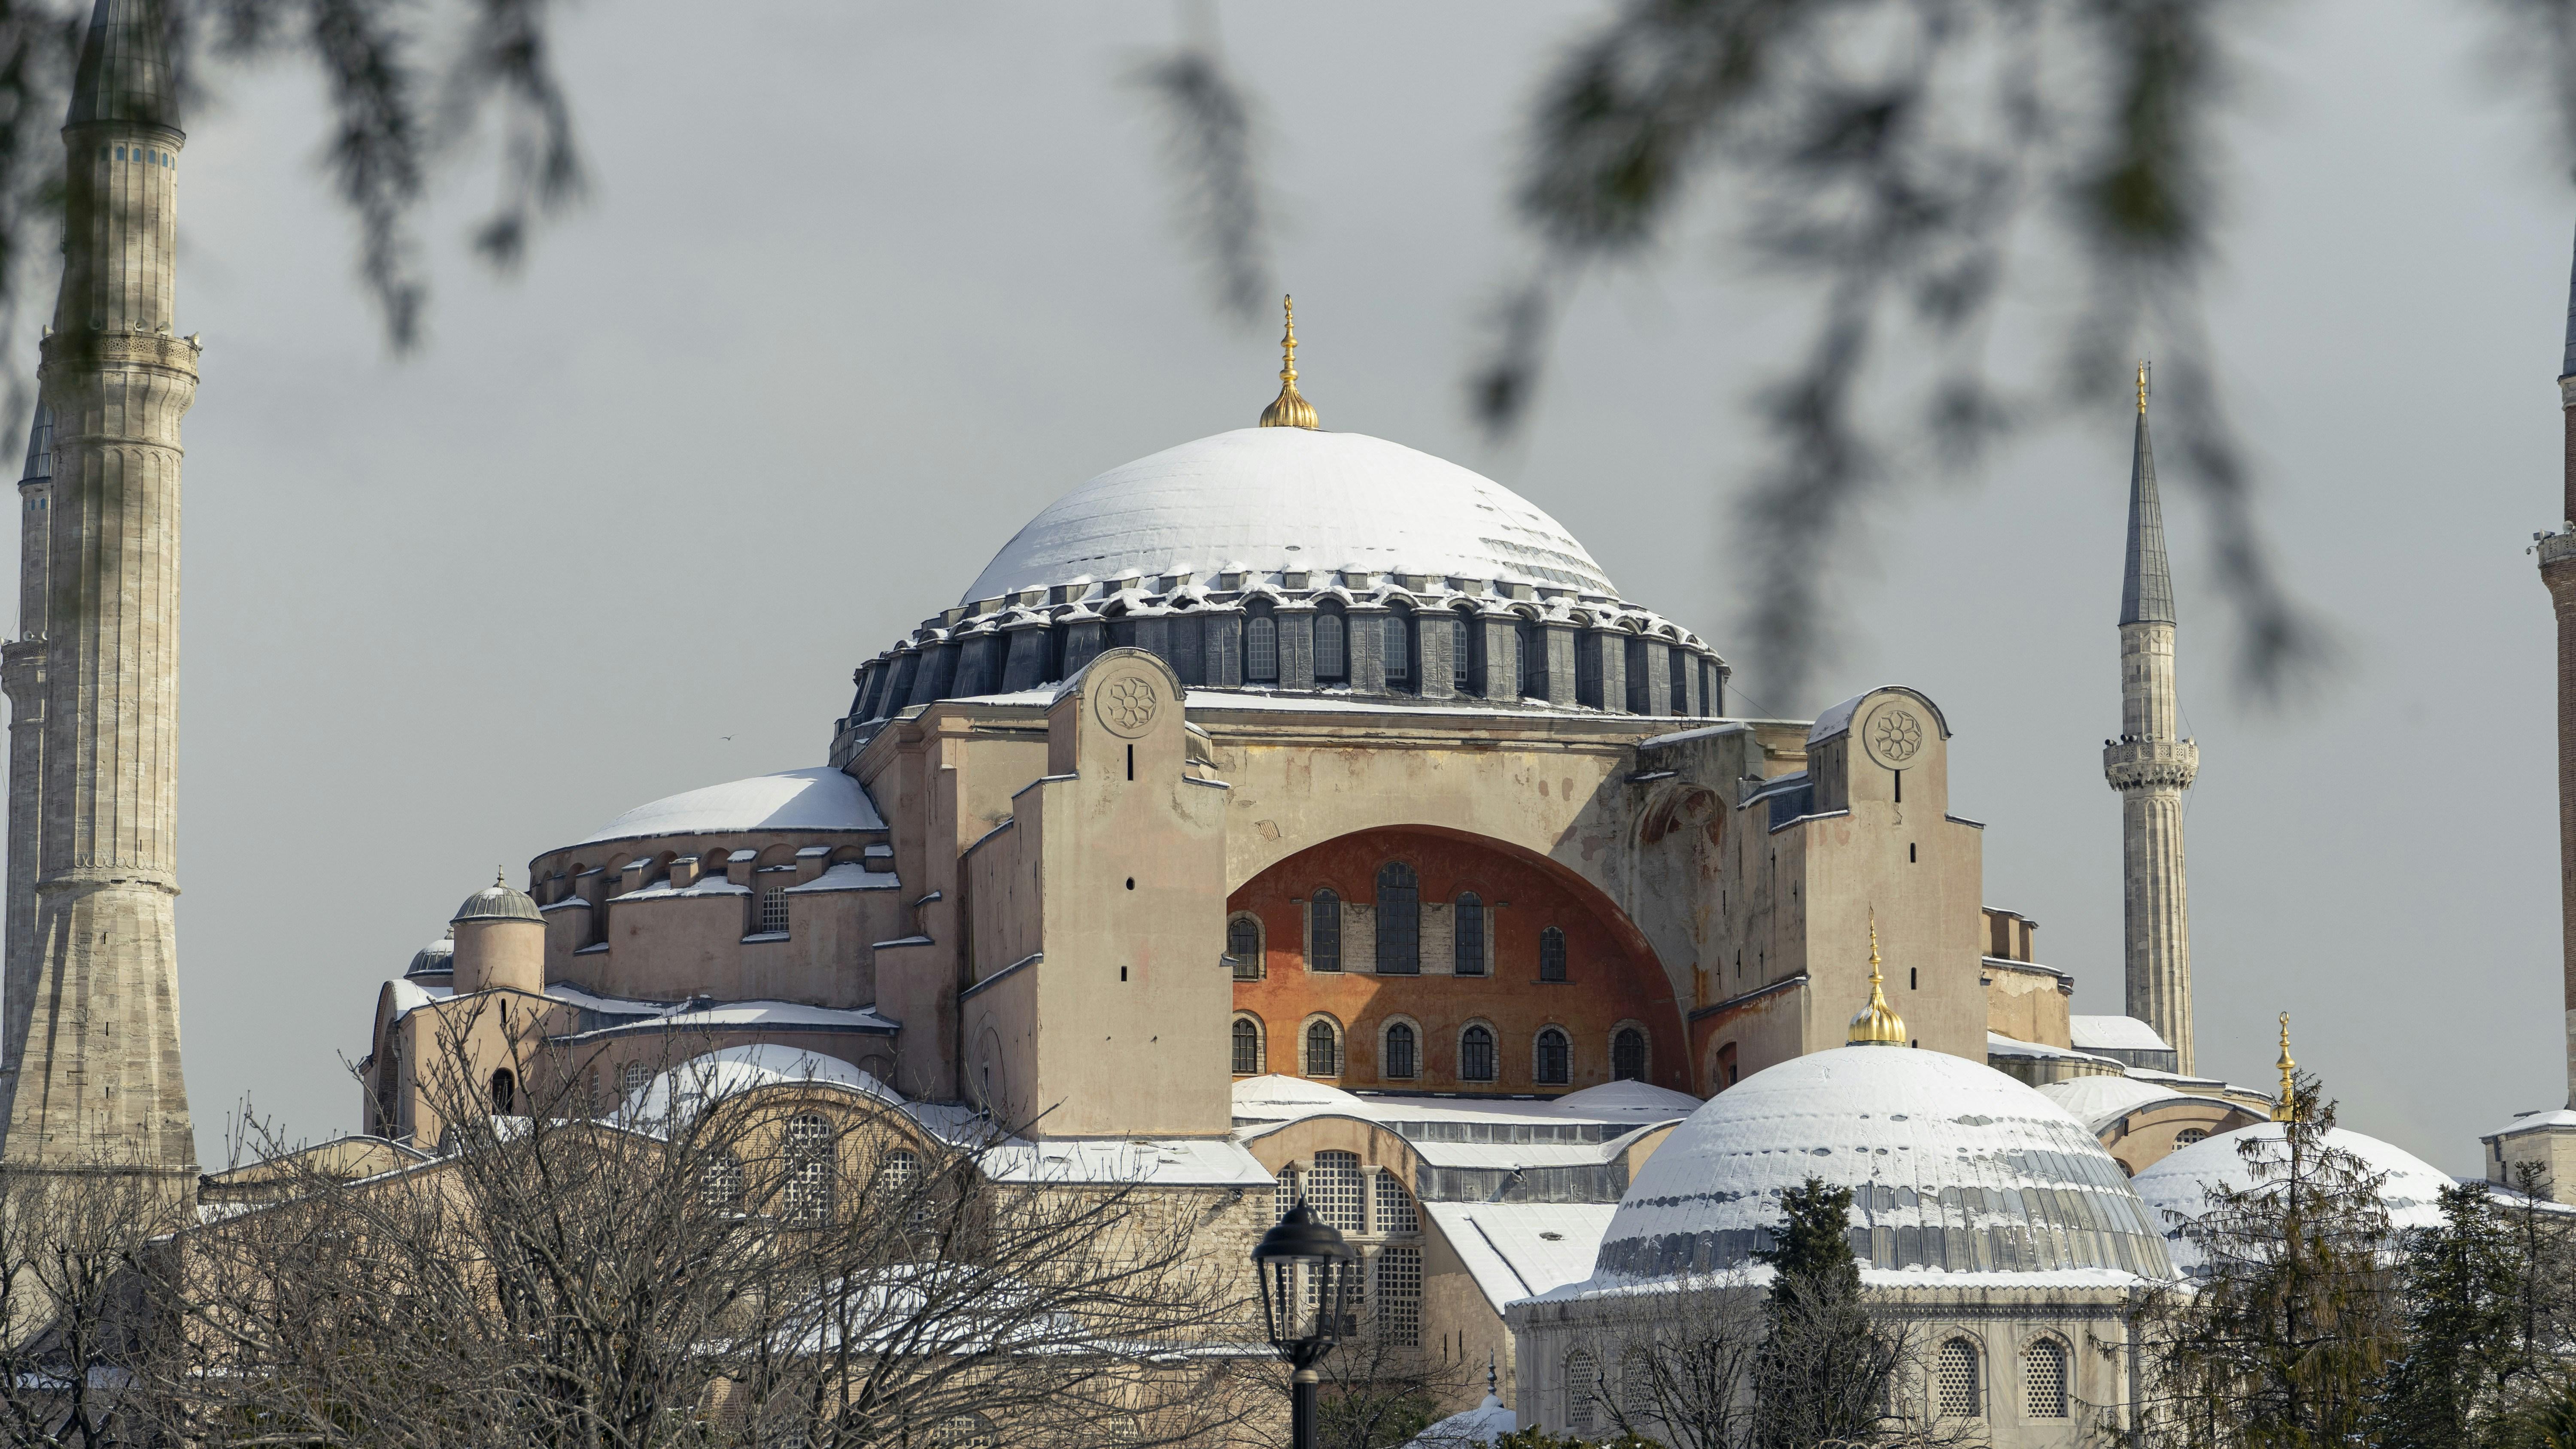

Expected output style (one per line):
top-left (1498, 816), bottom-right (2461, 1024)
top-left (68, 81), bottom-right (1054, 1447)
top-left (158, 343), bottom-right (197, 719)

top-left (1552, 1079), bottom-right (1704, 1118)
top-left (1230, 1073), bottom-right (1366, 1123)
top-left (621, 1044), bottom-right (901, 1124)
top-left (2129, 1122), bottom-right (2458, 1274)
top-left (573, 767), bottom-right (884, 847)
top-left (2038, 1073), bottom-right (2203, 1133)
top-left (1597, 1046), bottom-right (2173, 1282)
top-left (962, 429), bottom-right (1620, 603)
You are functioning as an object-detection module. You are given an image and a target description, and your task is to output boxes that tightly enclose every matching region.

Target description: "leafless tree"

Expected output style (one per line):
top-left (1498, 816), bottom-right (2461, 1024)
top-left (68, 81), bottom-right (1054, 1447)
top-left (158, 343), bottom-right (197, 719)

top-left (1302, 1298), bottom-right (1479, 1449)
top-left (0, 1162), bottom-right (190, 1448)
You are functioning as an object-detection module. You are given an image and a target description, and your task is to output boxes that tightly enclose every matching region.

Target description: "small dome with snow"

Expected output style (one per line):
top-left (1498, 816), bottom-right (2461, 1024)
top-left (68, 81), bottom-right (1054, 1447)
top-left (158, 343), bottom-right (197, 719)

top-left (451, 877), bottom-right (541, 925)
top-left (2129, 1122), bottom-right (2458, 1274)
top-left (1596, 1046), bottom-right (2173, 1281)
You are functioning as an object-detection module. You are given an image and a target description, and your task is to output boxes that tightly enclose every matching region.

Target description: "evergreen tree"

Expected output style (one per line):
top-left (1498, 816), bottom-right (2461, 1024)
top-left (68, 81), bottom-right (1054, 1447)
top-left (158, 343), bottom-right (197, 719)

top-left (1747, 1176), bottom-right (1899, 1449)
top-left (2366, 1182), bottom-right (2522, 1448)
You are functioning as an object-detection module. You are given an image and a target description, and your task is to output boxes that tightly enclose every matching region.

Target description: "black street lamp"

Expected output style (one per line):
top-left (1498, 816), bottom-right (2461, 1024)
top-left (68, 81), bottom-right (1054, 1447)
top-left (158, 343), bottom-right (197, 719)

top-left (1250, 1199), bottom-right (1357, 1449)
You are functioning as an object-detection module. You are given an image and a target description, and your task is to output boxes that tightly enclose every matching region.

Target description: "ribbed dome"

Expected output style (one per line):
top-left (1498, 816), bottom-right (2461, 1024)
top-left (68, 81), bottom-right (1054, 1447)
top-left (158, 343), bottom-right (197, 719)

top-left (2130, 1122), bottom-right (2457, 1275)
top-left (451, 878), bottom-right (541, 925)
top-left (1597, 1046), bottom-right (2173, 1281)
top-left (404, 937), bottom-right (455, 978)
top-left (962, 429), bottom-right (1620, 603)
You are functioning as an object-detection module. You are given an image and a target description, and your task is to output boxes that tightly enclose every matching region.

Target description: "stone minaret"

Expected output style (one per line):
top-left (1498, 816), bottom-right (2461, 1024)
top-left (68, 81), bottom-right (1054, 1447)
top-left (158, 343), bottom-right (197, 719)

top-left (2102, 364), bottom-right (2199, 1074)
top-left (0, 0), bottom-right (198, 1181)
top-left (2540, 235), bottom-right (2576, 1112)
top-left (0, 406), bottom-right (53, 1119)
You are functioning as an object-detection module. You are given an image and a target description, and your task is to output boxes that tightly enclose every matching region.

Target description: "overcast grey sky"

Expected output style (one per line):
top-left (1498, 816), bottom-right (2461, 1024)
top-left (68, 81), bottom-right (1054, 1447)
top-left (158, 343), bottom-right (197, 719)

top-left (98, 0), bottom-right (2570, 1173)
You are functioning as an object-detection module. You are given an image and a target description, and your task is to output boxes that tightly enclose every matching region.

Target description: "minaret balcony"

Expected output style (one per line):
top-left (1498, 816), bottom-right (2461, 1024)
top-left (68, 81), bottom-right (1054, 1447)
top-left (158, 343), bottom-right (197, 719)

top-left (2104, 738), bottom-right (2198, 791)
top-left (2536, 529), bottom-right (2576, 572)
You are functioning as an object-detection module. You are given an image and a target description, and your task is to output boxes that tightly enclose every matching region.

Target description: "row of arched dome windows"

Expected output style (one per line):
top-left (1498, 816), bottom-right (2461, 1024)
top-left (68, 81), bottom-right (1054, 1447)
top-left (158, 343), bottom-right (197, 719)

top-left (1560, 1334), bottom-right (2067, 1433)
top-left (1232, 1014), bottom-right (1646, 1086)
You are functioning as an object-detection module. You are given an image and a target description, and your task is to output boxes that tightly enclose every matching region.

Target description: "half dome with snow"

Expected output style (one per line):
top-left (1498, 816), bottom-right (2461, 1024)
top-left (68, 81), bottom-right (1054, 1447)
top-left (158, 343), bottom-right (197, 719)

top-left (2129, 1122), bottom-right (2459, 1274)
top-left (834, 427), bottom-right (1729, 738)
top-left (1596, 1045), bottom-right (2175, 1280)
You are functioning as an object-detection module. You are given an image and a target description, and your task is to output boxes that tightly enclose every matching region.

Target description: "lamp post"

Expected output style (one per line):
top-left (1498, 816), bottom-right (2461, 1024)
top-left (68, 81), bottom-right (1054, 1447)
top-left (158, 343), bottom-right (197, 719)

top-left (1250, 1200), bottom-right (1356, 1449)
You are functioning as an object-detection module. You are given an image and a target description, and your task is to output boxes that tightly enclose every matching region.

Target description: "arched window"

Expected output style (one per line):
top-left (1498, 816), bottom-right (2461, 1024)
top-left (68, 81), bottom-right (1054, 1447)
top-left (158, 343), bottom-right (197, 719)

top-left (1383, 1022), bottom-right (1418, 1080)
top-left (2175, 1128), bottom-right (2208, 1146)
top-left (1623, 1348), bottom-right (1659, 1424)
top-left (1310, 1150), bottom-right (1365, 1232)
top-left (1315, 611), bottom-right (1347, 680)
top-left (620, 1060), bottom-right (650, 1098)
top-left (882, 1146), bottom-right (932, 1231)
top-left (1231, 1017), bottom-right (1264, 1076)
top-left (1309, 890), bottom-right (1341, 972)
top-left (490, 1069), bottom-right (516, 1116)
top-left (1245, 615), bottom-right (1279, 682)
top-left (1384, 612), bottom-right (1411, 686)
top-left (2022, 1338), bottom-right (2068, 1419)
top-left (784, 1113), bottom-right (833, 1225)
top-left (1375, 862), bottom-right (1419, 974)
top-left (701, 1152), bottom-right (745, 1210)
top-left (1936, 1338), bottom-right (1982, 1418)
top-left (1460, 1025), bottom-right (1496, 1083)
top-left (1566, 1350), bottom-right (1600, 1434)
top-left (1454, 893), bottom-right (1485, 976)
top-left (1374, 1168), bottom-right (1418, 1234)
top-left (1613, 1028), bottom-right (1647, 1082)
top-left (931, 1414), bottom-right (994, 1447)
top-left (1305, 1019), bottom-right (1341, 1078)
top-left (1535, 1028), bottom-right (1571, 1085)
top-left (1517, 622), bottom-right (1539, 697)
top-left (1449, 614), bottom-right (1473, 688)
top-left (1228, 915), bottom-right (1263, 980)
top-left (1539, 926), bottom-right (1568, 982)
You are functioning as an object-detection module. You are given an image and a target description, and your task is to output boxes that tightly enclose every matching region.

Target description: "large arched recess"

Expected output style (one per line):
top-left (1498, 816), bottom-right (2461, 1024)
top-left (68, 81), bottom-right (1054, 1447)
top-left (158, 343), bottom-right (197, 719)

top-left (1229, 825), bottom-right (1692, 1097)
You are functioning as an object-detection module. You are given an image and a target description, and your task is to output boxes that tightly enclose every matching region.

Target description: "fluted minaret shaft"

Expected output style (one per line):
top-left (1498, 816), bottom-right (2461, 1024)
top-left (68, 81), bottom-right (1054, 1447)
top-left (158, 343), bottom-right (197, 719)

top-left (2103, 379), bottom-right (2198, 1074)
top-left (1, 0), bottom-right (196, 1179)
top-left (2542, 231), bottom-right (2576, 1111)
top-left (1, 409), bottom-right (54, 1108)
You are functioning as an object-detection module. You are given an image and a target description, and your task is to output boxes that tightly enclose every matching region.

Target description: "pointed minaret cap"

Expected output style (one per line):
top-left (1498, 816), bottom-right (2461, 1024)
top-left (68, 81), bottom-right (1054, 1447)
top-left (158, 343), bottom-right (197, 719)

top-left (1258, 295), bottom-right (1319, 430)
top-left (66, 0), bottom-right (177, 133)
top-left (2119, 361), bottom-right (2175, 627)
top-left (1847, 911), bottom-right (1908, 1046)
top-left (2271, 1012), bottom-right (2297, 1122)
top-left (2561, 225), bottom-right (2576, 382)
top-left (19, 405), bottom-right (51, 486)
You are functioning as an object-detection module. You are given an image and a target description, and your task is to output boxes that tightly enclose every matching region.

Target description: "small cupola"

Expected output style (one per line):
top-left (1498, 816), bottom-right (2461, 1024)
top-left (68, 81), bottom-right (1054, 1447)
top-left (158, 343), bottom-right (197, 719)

top-left (451, 872), bottom-right (542, 925)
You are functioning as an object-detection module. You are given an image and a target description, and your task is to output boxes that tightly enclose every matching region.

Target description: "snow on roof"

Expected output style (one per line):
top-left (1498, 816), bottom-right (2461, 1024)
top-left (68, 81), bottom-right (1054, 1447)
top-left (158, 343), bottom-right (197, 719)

top-left (2131, 1122), bottom-right (2457, 1273)
top-left (1405, 1392), bottom-right (1516, 1448)
top-left (1230, 1074), bottom-right (1369, 1121)
top-left (1985, 1033), bottom-right (2123, 1067)
top-left (2037, 1073), bottom-right (2215, 1133)
top-left (2070, 1015), bottom-right (2173, 1053)
top-left (1552, 1079), bottom-right (1705, 1117)
top-left (962, 428), bottom-right (1620, 603)
top-left (1425, 1203), bottom-right (1620, 1312)
top-left (613, 874), bottom-right (750, 902)
top-left (1598, 1046), bottom-right (2173, 1282)
top-left (781, 862), bottom-right (899, 894)
top-left (1231, 1074), bottom-right (1697, 1131)
top-left (583, 999), bottom-right (899, 1038)
top-left (571, 767), bottom-right (884, 848)
top-left (896, 1103), bottom-right (1273, 1186)
top-left (2484, 1106), bottom-right (2576, 1141)
top-left (622, 1044), bottom-right (902, 1122)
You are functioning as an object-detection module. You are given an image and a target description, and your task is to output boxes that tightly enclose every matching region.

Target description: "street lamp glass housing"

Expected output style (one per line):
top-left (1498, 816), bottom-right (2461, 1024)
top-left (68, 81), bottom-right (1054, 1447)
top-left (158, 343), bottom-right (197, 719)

top-left (1249, 1200), bottom-right (1356, 1355)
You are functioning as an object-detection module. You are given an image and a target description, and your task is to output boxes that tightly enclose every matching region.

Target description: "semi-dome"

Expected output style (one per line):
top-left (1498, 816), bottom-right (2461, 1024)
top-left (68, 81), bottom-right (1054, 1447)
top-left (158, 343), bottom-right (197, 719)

top-left (2129, 1122), bottom-right (2457, 1274)
top-left (571, 767), bottom-right (884, 848)
top-left (451, 876), bottom-right (541, 925)
top-left (1596, 1046), bottom-right (2173, 1281)
top-left (964, 429), bottom-right (1618, 602)
top-left (623, 1044), bottom-right (901, 1124)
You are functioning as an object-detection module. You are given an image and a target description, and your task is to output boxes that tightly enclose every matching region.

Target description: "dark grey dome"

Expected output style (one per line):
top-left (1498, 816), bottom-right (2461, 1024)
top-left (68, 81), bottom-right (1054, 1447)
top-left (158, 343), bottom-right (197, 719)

top-left (451, 876), bottom-right (541, 925)
top-left (404, 937), bottom-right (454, 978)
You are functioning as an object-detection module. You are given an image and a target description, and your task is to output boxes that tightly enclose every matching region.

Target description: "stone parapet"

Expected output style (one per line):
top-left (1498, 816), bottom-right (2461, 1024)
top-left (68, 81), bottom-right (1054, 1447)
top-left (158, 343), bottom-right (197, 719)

top-left (2102, 739), bottom-right (2199, 791)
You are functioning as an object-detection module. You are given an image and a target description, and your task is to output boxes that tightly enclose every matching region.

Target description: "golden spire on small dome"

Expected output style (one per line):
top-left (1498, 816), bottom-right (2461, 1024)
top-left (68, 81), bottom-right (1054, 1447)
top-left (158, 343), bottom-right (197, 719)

top-left (1847, 911), bottom-right (1907, 1046)
top-left (2272, 1012), bottom-right (2297, 1122)
top-left (1258, 294), bottom-right (1319, 430)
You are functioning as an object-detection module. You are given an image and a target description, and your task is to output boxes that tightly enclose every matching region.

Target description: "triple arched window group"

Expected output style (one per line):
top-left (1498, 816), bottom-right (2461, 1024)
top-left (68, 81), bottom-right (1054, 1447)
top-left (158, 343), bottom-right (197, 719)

top-left (1233, 1013), bottom-right (1648, 1088)
top-left (1296, 863), bottom-right (1552, 979)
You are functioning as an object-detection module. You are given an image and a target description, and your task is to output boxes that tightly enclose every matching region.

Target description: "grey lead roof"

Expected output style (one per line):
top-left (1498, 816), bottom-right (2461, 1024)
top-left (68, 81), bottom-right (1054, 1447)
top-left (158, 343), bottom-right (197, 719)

top-left (65, 0), bottom-right (176, 132)
top-left (18, 405), bottom-right (48, 485)
top-left (2119, 404), bottom-right (2175, 627)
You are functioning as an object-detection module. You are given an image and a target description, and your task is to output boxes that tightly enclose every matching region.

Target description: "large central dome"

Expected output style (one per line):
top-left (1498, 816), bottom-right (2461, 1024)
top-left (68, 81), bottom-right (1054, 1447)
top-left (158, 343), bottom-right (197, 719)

top-left (963, 429), bottom-right (1618, 602)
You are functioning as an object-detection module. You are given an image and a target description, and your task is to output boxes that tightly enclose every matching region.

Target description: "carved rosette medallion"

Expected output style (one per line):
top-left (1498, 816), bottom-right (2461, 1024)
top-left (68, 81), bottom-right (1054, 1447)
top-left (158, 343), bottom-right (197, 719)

top-left (1860, 703), bottom-right (1924, 770)
top-left (1094, 673), bottom-right (1160, 738)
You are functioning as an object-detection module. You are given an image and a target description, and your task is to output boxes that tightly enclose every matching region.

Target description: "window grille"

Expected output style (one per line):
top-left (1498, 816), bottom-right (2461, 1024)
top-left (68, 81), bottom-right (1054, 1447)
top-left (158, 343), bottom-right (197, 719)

top-left (1566, 1351), bottom-right (1600, 1434)
top-left (1540, 927), bottom-right (1568, 982)
top-left (1454, 894), bottom-right (1486, 975)
top-left (1384, 1023), bottom-right (1417, 1079)
top-left (784, 1113), bottom-right (833, 1225)
top-left (1450, 618), bottom-right (1471, 687)
top-left (2175, 1128), bottom-right (2208, 1146)
top-left (759, 889), bottom-right (790, 935)
top-left (1310, 1151), bottom-right (1365, 1232)
top-left (1384, 614), bottom-right (1410, 682)
top-left (701, 1152), bottom-right (744, 1210)
top-left (1613, 1028), bottom-right (1647, 1082)
top-left (882, 1146), bottom-right (932, 1230)
top-left (1315, 613), bottom-right (1347, 679)
top-left (1228, 916), bottom-right (1263, 979)
top-left (1246, 616), bottom-right (1279, 682)
top-left (621, 1061), bottom-right (650, 1098)
top-left (1378, 1246), bottom-right (1422, 1346)
top-left (1309, 891), bottom-right (1342, 971)
top-left (1374, 1170), bottom-right (1418, 1234)
top-left (1273, 1167), bottom-right (1296, 1222)
top-left (1623, 1349), bottom-right (1659, 1423)
top-left (1460, 1025), bottom-right (1496, 1082)
top-left (1937, 1339), bottom-right (1981, 1418)
top-left (1305, 1020), bottom-right (1340, 1078)
top-left (1375, 863), bottom-right (1420, 974)
top-left (931, 1415), bottom-right (994, 1448)
top-left (1232, 1018), bottom-right (1263, 1075)
top-left (1536, 1028), bottom-right (1571, 1085)
top-left (2023, 1339), bottom-right (2068, 1418)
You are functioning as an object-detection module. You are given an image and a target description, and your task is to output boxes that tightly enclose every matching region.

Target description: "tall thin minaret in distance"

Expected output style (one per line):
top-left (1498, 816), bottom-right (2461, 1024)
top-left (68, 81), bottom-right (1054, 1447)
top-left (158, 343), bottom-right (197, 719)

top-left (2539, 233), bottom-right (2576, 1115)
top-left (2103, 363), bottom-right (2199, 1075)
top-left (0, 0), bottom-right (198, 1183)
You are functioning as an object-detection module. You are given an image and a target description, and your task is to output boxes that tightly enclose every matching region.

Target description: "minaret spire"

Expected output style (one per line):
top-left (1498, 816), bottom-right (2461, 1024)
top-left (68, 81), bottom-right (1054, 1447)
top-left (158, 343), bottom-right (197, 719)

top-left (2104, 363), bottom-right (2199, 1073)
top-left (0, 0), bottom-right (198, 1186)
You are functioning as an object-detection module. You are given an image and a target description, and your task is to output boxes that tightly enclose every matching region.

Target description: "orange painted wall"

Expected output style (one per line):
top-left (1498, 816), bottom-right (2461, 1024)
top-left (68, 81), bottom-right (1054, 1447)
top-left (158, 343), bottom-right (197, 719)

top-left (1230, 827), bottom-right (1688, 1095)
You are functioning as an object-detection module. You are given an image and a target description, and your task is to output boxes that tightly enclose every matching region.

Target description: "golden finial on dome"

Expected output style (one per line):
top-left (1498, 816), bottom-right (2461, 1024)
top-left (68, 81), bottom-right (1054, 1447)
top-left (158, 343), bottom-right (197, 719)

top-left (2137, 359), bottom-right (2151, 415)
top-left (1258, 294), bottom-right (1319, 430)
top-left (1847, 910), bottom-right (1908, 1046)
top-left (2272, 1012), bottom-right (2297, 1122)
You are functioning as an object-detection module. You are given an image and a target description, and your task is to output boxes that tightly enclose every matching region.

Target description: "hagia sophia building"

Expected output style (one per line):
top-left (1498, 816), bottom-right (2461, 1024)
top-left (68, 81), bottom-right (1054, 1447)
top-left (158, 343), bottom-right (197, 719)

top-left (5, 6), bottom-right (2576, 1440)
